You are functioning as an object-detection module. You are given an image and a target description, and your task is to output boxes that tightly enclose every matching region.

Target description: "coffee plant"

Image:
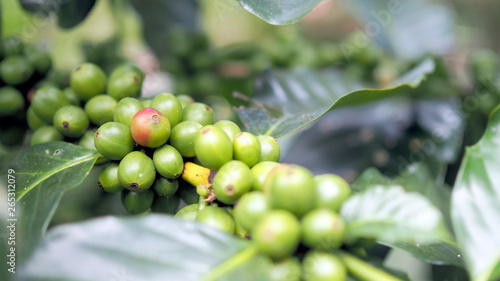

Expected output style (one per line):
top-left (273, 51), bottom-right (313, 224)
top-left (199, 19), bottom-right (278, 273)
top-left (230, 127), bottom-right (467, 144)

top-left (1, 0), bottom-right (500, 281)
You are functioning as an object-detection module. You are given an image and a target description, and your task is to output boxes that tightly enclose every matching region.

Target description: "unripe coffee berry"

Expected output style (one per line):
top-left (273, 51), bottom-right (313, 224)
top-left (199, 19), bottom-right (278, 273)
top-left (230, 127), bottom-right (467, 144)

top-left (53, 105), bottom-right (89, 138)
top-left (131, 108), bottom-right (170, 148)
top-left (212, 160), bottom-right (252, 204)
top-left (151, 194), bottom-right (180, 214)
top-left (31, 126), bottom-right (63, 146)
top-left (301, 208), bottom-right (345, 250)
top-left (98, 163), bottom-right (123, 193)
top-left (195, 206), bottom-right (235, 234)
top-left (170, 121), bottom-right (202, 157)
top-left (114, 97), bottom-right (144, 126)
top-left (151, 93), bottom-right (183, 127)
top-left (302, 252), bottom-right (347, 281)
top-left (265, 164), bottom-right (316, 216)
top-left (194, 125), bottom-right (233, 170)
top-left (177, 95), bottom-right (194, 109)
top-left (270, 258), bottom-right (302, 281)
top-left (31, 86), bottom-right (70, 123)
top-left (153, 145), bottom-right (183, 179)
top-left (107, 71), bottom-right (143, 100)
top-left (94, 122), bottom-right (134, 160)
top-left (253, 210), bottom-right (301, 260)
top-left (251, 161), bottom-right (280, 191)
top-left (153, 177), bottom-right (179, 197)
top-left (233, 191), bottom-right (270, 232)
top-left (182, 102), bottom-right (214, 126)
top-left (121, 189), bottom-right (154, 214)
top-left (314, 174), bottom-right (351, 212)
top-left (118, 151), bottom-right (156, 192)
top-left (0, 87), bottom-right (24, 117)
top-left (258, 135), bottom-right (280, 162)
top-left (233, 132), bottom-right (261, 167)
top-left (27, 107), bottom-right (45, 130)
top-left (70, 63), bottom-right (107, 101)
top-left (84, 94), bottom-right (117, 125)
top-left (214, 120), bottom-right (241, 142)
top-left (175, 204), bottom-right (199, 221)
top-left (0, 55), bottom-right (34, 85)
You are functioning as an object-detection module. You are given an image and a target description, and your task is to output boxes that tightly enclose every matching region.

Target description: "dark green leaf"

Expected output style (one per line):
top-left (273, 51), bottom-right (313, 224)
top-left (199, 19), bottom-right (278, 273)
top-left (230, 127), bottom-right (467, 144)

top-left (451, 106), bottom-right (500, 281)
top-left (344, 0), bottom-right (455, 59)
top-left (236, 59), bottom-right (435, 139)
top-left (129, 0), bottom-right (198, 60)
top-left (19, 214), bottom-right (272, 281)
top-left (56, 0), bottom-right (96, 28)
top-left (352, 164), bottom-right (463, 267)
top-left (341, 185), bottom-right (449, 244)
top-left (237, 0), bottom-right (326, 25)
top-left (1, 142), bottom-right (99, 264)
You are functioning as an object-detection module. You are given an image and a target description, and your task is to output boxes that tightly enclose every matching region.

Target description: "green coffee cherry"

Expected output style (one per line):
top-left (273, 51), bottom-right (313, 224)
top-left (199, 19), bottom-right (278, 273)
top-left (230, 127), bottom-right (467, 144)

top-left (302, 209), bottom-right (345, 250)
top-left (253, 210), bottom-right (301, 260)
top-left (212, 160), bottom-right (252, 205)
top-left (78, 129), bottom-right (107, 164)
top-left (94, 122), bottom-right (134, 160)
top-left (214, 120), bottom-right (241, 142)
top-left (118, 151), bottom-right (156, 192)
top-left (53, 105), bottom-right (89, 138)
top-left (181, 103), bottom-right (214, 126)
top-left (151, 93), bottom-right (183, 127)
top-left (270, 258), bottom-right (302, 281)
top-left (0, 55), bottom-right (34, 85)
top-left (196, 206), bottom-right (235, 234)
top-left (107, 71), bottom-right (143, 100)
top-left (121, 189), bottom-right (155, 214)
top-left (109, 63), bottom-right (144, 81)
top-left (153, 144), bottom-right (183, 179)
top-left (170, 121), bottom-right (202, 157)
top-left (24, 47), bottom-right (52, 76)
top-left (302, 252), bottom-right (347, 281)
top-left (177, 95), bottom-right (194, 109)
top-left (233, 132), bottom-right (261, 167)
top-left (31, 86), bottom-right (70, 123)
top-left (195, 125), bottom-right (233, 170)
top-left (63, 87), bottom-right (80, 106)
top-left (314, 175), bottom-right (351, 212)
top-left (31, 126), bottom-right (63, 146)
top-left (266, 164), bottom-right (316, 216)
top-left (84, 95), bottom-right (117, 125)
top-left (175, 203), bottom-right (198, 221)
top-left (153, 177), bottom-right (179, 197)
top-left (151, 194), bottom-right (180, 214)
top-left (141, 99), bottom-right (152, 108)
top-left (131, 108), bottom-right (171, 148)
top-left (179, 180), bottom-right (199, 204)
top-left (0, 87), bottom-right (24, 117)
top-left (233, 191), bottom-right (270, 232)
top-left (70, 63), bottom-right (107, 101)
top-left (258, 135), bottom-right (280, 162)
top-left (113, 97), bottom-right (144, 126)
top-left (27, 106), bottom-right (45, 130)
top-left (98, 163), bottom-right (123, 193)
top-left (251, 161), bottom-right (280, 191)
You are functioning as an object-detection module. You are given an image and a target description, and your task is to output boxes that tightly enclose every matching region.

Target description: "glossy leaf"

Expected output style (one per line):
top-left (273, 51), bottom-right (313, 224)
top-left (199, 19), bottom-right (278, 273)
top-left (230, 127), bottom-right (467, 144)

top-left (352, 164), bottom-right (463, 267)
top-left (0, 142), bottom-right (99, 264)
top-left (19, 214), bottom-right (272, 281)
top-left (236, 59), bottom-right (435, 139)
top-left (344, 0), bottom-right (455, 60)
top-left (237, 0), bottom-right (326, 25)
top-left (451, 106), bottom-right (500, 281)
top-left (341, 185), bottom-right (448, 244)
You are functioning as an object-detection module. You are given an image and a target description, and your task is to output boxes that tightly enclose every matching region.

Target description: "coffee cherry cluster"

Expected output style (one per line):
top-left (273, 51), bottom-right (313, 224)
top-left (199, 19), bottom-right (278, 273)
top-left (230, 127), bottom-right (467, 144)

top-left (26, 61), bottom-right (144, 147)
top-left (0, 36), bottom-right (63, 147)
top-left (92, 92), bottom-right (280, 215)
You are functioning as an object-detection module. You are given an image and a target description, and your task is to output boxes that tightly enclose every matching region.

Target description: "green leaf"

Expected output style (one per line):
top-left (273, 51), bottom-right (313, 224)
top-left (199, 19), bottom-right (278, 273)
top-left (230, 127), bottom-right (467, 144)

top-left (451, 106), bottom-right (500, 281)
top-left (235, 59), bottom-right (435, 139)
top-left (19, 214), bottom-right (272, 281)
top-left (341, 185), bottom-right (448, 244)
top-left (352, 164), bottom-right (464, 267)
top-left (344, 0), bottom-right (455, 59)
top-left (0, 142), bottom-right (99, 264)
top-left (237, 0), bottom-right (326, 25)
